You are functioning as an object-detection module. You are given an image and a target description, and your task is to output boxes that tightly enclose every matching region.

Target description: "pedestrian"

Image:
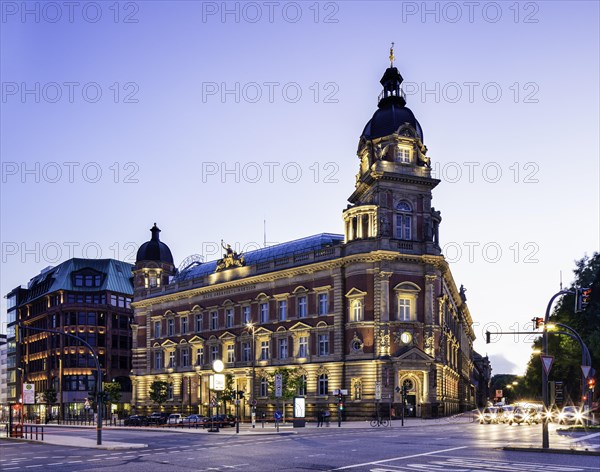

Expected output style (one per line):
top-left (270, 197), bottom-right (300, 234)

top-left (324, 409), bottom-right (330, 427)
top-left (317, 410), bottom-right (323, 427)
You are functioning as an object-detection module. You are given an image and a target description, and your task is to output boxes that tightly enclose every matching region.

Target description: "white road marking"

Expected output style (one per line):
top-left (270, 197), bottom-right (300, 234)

top-left (333, 446), bottom-right (468, 470)
top-left (565, 432), bottom-right (600, 443)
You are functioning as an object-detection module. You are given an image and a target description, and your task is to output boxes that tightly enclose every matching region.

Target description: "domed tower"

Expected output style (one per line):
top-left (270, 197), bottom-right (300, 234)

top-left (133, 223), bottom-right (175, 292)
top-left (343, 47), bottom-right (442, 256)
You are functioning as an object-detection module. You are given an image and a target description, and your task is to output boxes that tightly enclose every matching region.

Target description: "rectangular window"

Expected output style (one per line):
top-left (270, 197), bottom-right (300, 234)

top-left (211, 311), bottom-right (218, 330)
top-left (226, 309), bottom-right (234, 328)
top-left (211, 345), bottom-right (219, 362)
top-left (260, 377), bottom-right (269, 397)
top-left (298, 336), bottom-right (308, 358)
top-left (260, 303), bottom-right (269, 323)
top-left (318, 293), bottom-right (328, 315)
top-left (398, 298), bottom-right (411, 321)
top-left (155, 351), bottom-right (163, 369)
top-left (181, 317), bottom-right (188, 334)
top-left (195, 314), bottom-right (203, 332)
top-left (227, 344), bottom-right (235, 363)
top-left (396, 215), bottom-right (412, 240)
top-left (318, 374), bottom-right (328, 396)
top-left (297, 296), bottom-right (307, 318)
top-left (297, 375), bottom-right (306, 396)
top-left (181, 348), bottom-right (189, 367)
top-left (168, 351), bottom-right (175, 368)
top-left (242, 306), bottom-right (251, 324)
top-left (242, 342), bottom-right (251, 362)
top-left (398, 147), bottom-right (411, 163)
top-left (278, 300), bottom-right (287, 321)
top-left (154, 321), bottom-right (161, 339)
top-left (196, 348), bottom-right (204, 366)
top-left (260, 340), bottom-right (269, 360)
top-left (278, 338), bottom-right (288, 359)
top-left (318, 333), bottom-right (329, 356)
top-left (167, 319), bottom-right (175, 336)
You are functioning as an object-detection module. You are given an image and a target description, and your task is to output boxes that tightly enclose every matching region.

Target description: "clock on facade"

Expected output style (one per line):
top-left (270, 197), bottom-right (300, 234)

top-left (400, 331), bottom-right (412, 344)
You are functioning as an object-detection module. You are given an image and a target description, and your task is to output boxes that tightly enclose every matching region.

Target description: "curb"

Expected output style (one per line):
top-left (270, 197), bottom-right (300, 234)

top-left (503, 446), bottom-right (600, 456)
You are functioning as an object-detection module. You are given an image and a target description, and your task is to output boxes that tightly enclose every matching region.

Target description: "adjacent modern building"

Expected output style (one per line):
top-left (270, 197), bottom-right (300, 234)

top-left (0, 333), bottom-right (8, 420)
top-left (6, 258), bottom-right (134, 419)
top-left (472, 351), bottom-right (493, 407)
top-left (130, 58), bottom-right (478, 419)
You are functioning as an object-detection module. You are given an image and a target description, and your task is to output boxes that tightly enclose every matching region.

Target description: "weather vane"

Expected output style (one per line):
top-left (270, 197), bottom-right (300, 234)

top-left (389, 42), bottom-right (395, 67)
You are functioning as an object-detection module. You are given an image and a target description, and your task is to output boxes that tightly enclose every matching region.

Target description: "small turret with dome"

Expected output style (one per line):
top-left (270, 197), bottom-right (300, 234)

top-left (133, 223), bottom-right (175, 292)
top-left (343, 45), bottom-right (442, 256)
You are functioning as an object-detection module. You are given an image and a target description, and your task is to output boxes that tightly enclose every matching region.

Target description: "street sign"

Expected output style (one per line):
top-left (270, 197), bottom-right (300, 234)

top-left (541, 355), bottom-right (554, 376)
top-left (582, 365), bottom-right (591, 379)
top-left (23, 383), bottom-right (35, 404)
top-left (275, 374), bottom-right (283, 398)
top-left (375, 381), bottom-right (382, 400)
top-left (495, 389), bottom-right (503, 399)
top-left (274, 410), bottom-right (283, 421)
top-left (340, 389), bottom-right (348, 395)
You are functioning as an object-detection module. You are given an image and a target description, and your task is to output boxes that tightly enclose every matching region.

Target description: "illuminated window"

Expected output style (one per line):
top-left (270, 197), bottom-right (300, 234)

top-left (351, 299), bottom-right (363, 322)
top-left (397, 147), bottom-right (411, 163)
top-left (227, 344), bottom-right (235, 363)
top-left (242, 306), bottom-right (251, 324)
top-left (196, 347), bottom-right (204, 366)
top-left (398, 298), bottom-right (411, 321)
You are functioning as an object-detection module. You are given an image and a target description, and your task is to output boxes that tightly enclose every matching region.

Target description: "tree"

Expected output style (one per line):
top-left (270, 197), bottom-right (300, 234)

top-left (220, 373), bottom-right (236, 413)
top-left (103, 381), bottom-right (122, 417)
top-left (268, 368), bottom-right (304, 422)
top-left (521, 253), bottom-right (600, 404)
top-left (149, 380), bottom-right (169, 407)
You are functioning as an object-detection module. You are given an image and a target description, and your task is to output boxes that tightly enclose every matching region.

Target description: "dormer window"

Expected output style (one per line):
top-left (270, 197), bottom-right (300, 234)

top-left (72, 269), bottom-right (104, 288)
top-left (397, 146), bottom-right (411, 163)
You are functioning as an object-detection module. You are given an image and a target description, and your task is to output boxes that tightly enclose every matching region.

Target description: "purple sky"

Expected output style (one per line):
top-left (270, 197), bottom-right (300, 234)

top-left (1, 1), bottom-right (599, 375)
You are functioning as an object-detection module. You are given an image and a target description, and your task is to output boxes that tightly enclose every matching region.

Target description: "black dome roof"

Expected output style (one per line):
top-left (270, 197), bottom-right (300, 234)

top-left (361, 65), bottom-right (424, 142)
top-left (136, 223), bottom-right (174, 264)
top-left (362, 104), bottom-right (423, 141)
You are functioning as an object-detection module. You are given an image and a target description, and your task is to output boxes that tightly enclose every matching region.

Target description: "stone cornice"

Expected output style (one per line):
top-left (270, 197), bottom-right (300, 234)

top-left (132, 252), bottom-right (448, 309)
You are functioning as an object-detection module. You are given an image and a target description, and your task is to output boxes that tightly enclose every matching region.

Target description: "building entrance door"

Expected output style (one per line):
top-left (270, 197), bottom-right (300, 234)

top-left (405, 394), bottom-right (417, 417)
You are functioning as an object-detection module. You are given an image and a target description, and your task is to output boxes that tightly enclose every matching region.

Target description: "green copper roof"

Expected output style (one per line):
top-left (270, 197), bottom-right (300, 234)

top-left (23, 258), bottom-right (133, 303)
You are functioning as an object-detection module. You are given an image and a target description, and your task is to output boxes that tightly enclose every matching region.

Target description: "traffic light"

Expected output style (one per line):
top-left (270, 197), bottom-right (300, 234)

top-left (338, 401), bottom-right (345, 411)
top-left (588, 378), bottom-right (596, 391)
top-left (237, 390), bottom-right (245, 400)
top-left (576, 287), bottom-right (592, 312)
top-left (532, 317), bottom-right (544, 330)
top-left (402, 385), bottom-right (408, 397)
top-left (485, 331), bottom-right (491, 344)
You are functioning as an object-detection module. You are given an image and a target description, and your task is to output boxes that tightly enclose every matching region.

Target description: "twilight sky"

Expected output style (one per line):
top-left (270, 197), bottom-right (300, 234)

top-left (1, 1), bottom-right (599, 375)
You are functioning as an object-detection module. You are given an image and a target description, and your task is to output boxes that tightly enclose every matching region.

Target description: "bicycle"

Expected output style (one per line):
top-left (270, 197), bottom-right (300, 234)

top-left (370, 417), bottom-right (390, 427)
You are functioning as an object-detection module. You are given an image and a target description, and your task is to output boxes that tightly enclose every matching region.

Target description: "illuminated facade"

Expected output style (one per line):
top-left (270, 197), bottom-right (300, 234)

top-left (8, 259), bottom-right (134, 418)
top-left (131, 60), bottom-right (477, 419)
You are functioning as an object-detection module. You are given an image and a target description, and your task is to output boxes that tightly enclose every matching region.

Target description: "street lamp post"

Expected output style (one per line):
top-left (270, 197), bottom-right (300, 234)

top-left (246, 321), bottom-right (256, 428)
top-left (541, 290), bottom-right (572, 449)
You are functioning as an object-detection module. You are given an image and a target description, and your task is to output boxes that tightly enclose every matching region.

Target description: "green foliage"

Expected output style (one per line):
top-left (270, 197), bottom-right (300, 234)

top-left (103, 381), bottom-right (122, 405)
top-left (521, 253), bottom-right (600, 403)
top-left (267, 367), bottom-right (304, 400)
top-left (149, 380), bottom-right (169, 406)
top-left (220, 373), bottom-right (236, 410)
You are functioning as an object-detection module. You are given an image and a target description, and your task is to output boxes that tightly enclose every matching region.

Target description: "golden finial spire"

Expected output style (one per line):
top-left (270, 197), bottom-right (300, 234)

top-left (389, 42), bottom-right (395, 67)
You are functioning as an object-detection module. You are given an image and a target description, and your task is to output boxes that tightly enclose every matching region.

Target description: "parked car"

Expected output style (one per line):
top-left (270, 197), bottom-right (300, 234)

top-left (478, 407), bottom-right (499, 424)
top-left (167, 413), bottom-right (185, 424)
top-left (182, 414), bottom-right (207, 424)
top-left (509, 406), bottom-right (538, 425)
top-left (147, 412), bottom-right (169, 425)
top-left (203, 414), bottom-right (237, 428)
top-left (124, 415), bottom-right (148, 426)
top-left (558, 406), bottom-right (584, 425)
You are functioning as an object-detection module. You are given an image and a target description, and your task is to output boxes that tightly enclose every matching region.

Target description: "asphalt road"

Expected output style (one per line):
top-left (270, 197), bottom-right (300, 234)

top-left (1, 420), bottom-right (599, 471)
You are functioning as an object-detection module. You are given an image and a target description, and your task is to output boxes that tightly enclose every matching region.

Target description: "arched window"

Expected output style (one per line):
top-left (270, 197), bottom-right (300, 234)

top-left (318, 374), bottom-right (329, 395)
top-left (351, 299), bottom-right (363, 322)
top-left (396, 202), bottom-right (412, 240)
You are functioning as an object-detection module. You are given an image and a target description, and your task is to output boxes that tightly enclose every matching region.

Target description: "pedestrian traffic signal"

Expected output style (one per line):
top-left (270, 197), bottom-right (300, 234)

top-left (532, 317), bottom-right (544, 330)
top-left (588, 378), bottom-right (596, 391)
